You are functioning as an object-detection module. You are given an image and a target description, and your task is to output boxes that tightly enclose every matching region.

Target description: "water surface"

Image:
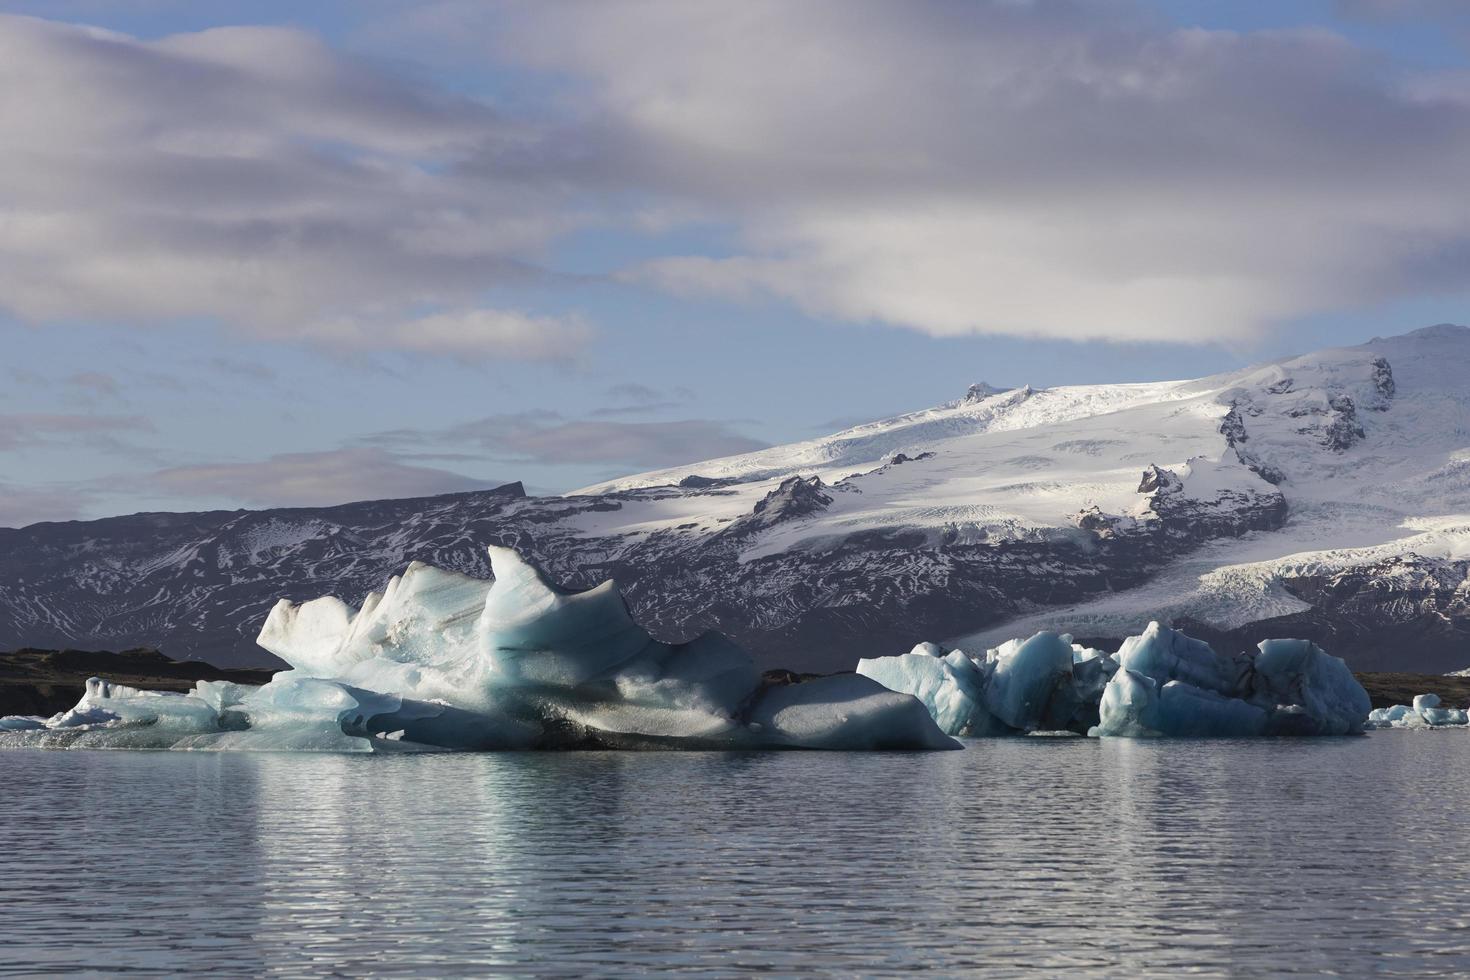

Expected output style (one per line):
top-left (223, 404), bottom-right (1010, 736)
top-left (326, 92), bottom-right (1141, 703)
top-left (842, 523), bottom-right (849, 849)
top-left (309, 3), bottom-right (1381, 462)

top-left (3, 733), bottom-right (1468, 976)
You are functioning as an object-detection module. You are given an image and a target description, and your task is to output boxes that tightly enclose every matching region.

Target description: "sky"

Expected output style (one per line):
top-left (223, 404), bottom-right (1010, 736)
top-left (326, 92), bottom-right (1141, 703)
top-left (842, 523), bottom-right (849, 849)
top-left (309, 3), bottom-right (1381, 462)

top-left (2, 0), bottom-right (1469, 527)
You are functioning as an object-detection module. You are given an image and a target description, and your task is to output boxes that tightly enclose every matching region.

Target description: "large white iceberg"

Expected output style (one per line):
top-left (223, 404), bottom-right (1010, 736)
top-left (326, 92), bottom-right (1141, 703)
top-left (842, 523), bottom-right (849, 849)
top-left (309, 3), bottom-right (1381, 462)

top-left (1366, 693), bottom-right (1470, 729)
top-left (861, 622), bottom-right (1373, 738)
top-left (0, 548), bottom-right (957, 753)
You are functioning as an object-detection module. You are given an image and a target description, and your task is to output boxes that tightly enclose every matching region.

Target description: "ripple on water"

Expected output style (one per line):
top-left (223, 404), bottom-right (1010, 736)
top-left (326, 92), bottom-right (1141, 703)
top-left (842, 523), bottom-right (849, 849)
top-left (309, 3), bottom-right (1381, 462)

top-left (2, 733), bottom-right (1469, 976)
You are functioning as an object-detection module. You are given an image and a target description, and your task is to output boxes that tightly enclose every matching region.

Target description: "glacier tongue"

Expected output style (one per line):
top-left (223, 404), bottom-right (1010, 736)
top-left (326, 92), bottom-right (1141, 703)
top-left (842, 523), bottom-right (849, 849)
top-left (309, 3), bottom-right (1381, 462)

top-left (861, 622), bottom-right (1375, 738)
top-left (0, 547), bottom-right (958, 753)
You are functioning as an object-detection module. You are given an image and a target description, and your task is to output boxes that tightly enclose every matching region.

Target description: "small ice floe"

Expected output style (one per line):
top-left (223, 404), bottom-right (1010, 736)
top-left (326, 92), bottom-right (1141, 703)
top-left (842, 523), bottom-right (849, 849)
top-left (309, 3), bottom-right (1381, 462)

top-left (1366, 693), bottom-right (1470, 730)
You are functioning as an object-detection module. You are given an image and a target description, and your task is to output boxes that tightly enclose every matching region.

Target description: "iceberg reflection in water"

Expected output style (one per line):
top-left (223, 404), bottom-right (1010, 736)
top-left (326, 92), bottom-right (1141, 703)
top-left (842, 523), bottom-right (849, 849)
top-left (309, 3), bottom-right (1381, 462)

top-left (2, 735), bottom-right (1468, 975)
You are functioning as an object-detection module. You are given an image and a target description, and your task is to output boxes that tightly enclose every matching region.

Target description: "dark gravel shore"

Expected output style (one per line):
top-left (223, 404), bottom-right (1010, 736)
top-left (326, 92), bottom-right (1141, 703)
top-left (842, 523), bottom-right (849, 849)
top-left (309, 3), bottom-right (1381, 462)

top-left (1355, 672), bottom-right (1470, 710)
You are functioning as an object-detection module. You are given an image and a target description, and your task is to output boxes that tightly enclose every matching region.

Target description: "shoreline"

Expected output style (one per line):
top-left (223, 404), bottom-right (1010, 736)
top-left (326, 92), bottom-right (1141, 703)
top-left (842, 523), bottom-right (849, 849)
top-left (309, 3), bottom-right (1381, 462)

top-left (4, 648), bottom-right (1467, 719)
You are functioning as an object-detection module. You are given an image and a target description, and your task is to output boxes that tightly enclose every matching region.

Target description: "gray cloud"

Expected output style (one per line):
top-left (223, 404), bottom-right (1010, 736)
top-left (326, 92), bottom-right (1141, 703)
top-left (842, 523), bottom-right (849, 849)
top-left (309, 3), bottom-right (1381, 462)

top-left (7, 2), bottom-right (1470, 357)
top-left (148, 446), bottom-right (496, 508)
top-left (592, 382), bottom-right (696, 417)
top-left (377, 411), bottom-right (768, 469)
top-left (312, 308), bottom-right (594, 362)
top-left (0, 481), bottom-right (95, 528)
top-left (475, 0), bottom-right (1470, 343)
top-left (604, 383), bottom-right (666, 404)
top-left (0, 13), bottom-right (591, 360)
top-left (0, 412), bottom-right (152, 451)
top-left (205, 356), bottom-right (277, 383)
top-left (64, 370), bottom-right (121, 398)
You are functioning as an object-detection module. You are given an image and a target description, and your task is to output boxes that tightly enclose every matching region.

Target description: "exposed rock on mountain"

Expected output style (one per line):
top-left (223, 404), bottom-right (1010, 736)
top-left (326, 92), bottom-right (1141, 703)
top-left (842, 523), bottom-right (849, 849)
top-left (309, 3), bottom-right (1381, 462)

top-left (4, 325), bottom-right (1469, 673)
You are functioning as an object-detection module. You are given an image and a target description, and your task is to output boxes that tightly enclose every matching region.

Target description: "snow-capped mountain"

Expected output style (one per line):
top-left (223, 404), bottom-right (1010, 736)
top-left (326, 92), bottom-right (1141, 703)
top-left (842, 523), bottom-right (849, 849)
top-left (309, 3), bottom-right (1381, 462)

top-left (4, 325), bottom-right (1469, 672)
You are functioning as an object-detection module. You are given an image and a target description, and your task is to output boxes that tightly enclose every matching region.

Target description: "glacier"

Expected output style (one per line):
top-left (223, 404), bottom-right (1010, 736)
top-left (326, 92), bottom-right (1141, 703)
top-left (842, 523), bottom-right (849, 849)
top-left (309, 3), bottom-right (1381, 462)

top-left (1366, 694), bottom-right (1470, 730)
top-left (0, 547), bottom-right (957, 753)
top-left (859, 622), bottom-right (1374, 737)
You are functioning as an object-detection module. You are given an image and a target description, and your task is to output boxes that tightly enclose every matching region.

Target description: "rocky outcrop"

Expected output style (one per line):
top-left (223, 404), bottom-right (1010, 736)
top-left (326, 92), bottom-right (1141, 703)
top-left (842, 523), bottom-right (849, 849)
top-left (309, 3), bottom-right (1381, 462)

top-left (1370, 356), bottom-right (1396, 407)
top-left (963, 382), bottom-right (1006, 403)
top-left (1320, 395), bottom-right (1366, 451)
top-left (1219, 402), bottom-right (1286, 484)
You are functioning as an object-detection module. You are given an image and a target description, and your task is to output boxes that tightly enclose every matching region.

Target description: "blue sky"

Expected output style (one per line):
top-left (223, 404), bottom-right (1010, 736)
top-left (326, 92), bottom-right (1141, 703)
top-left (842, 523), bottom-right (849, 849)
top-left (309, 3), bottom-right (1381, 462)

top-left (2, 0), bottom-right (1468, 525)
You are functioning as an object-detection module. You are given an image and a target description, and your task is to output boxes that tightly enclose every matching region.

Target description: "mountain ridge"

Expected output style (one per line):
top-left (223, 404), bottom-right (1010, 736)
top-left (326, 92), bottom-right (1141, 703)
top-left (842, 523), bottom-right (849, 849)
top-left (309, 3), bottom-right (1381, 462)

top-left (3, 325), bottom-right (1468, 673)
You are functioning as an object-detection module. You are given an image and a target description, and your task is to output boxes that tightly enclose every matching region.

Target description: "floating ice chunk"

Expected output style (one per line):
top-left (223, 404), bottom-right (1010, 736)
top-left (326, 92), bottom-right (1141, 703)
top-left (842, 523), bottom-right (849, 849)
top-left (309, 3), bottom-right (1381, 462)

top-left (1066, 640), bottom-right (1118, 731)
top-left (1093, 677), bottom-right (1272, 738)
top-left (1420, 704), bottom-right (1469, 726)
top-left (609, 631), bottom-right (760, 718)
top-left (190, 679), bottom-right (256, 714)
top-left (1156, 682), bottom-right (1269, 737)
top-left (1091, 669), bottom-right (1267, 738)
top-left (1091, 670), bottom-right (1268, 738)
top-left (47, 677), bottom-right (220, 731)
top-left (1115, 621), bottom-right (1248, 697)
top-left (0, 715), bottom-right (46, 731)
top-left (860, 633), bottom-right (1119, 735)
top-left (1250, 638), bottom-right (1371, 735)
top-left (478, 546), bottom-right (656, 688)
top-left (1367, 703), bottom-right (1416, 728)
top-left (1, 546), bottom-right (955, 753)
top-left (871, 624), bottom-right (1372, 739)
top-left (237, 673), bottom-right (401, 732)
top-left (1090, 669), bottom-right (1160, 736)
top-left (983, 632), bottom-right (1076, 731)
top-left (1094, 632), bottom-right (1369, 737)
top-left (856, 644), bottom-right (1002, 736)
top-left (1366, 693), bottom-right (1470, 729)
top-left (747, 674), bottom-right (959, 751)
top-left (257, 595), bottom-right (356, 677)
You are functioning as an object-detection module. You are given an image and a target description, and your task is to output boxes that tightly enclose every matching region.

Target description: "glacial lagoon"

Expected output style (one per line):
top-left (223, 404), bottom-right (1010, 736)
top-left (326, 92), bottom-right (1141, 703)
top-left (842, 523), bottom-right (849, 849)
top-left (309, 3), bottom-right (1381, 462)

top-left (4, 732), bottom-right (1468, 977)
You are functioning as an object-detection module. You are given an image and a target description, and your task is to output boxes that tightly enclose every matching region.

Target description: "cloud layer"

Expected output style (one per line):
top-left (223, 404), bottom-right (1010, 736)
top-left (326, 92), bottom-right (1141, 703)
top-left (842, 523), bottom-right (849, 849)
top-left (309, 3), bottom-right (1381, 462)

top-left (488, 0), bottom-right (1470, 343)
top-left (4, 4), bottom-right (1470, 352)
top-left (0, 412), bottom-right (152, 452)
top-left (377, 412), bottom-right (769, 470)
top-left (0, 13), bottom-right (587, 360)
top-left (149, 447), bottom-right (495, 508)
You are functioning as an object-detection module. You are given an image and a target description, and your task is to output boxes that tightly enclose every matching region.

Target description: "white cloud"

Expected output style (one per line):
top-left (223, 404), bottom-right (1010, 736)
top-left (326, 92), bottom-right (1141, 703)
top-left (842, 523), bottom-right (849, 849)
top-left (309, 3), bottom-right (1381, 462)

top-left (312, 308), bottom-right (593, 362)
top-left (0, 13), bottom-right (589, 359)
top-left (5, 3), bottom-right (1470, 352)
top-left (485, 0), bottom-right (1470, 343)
